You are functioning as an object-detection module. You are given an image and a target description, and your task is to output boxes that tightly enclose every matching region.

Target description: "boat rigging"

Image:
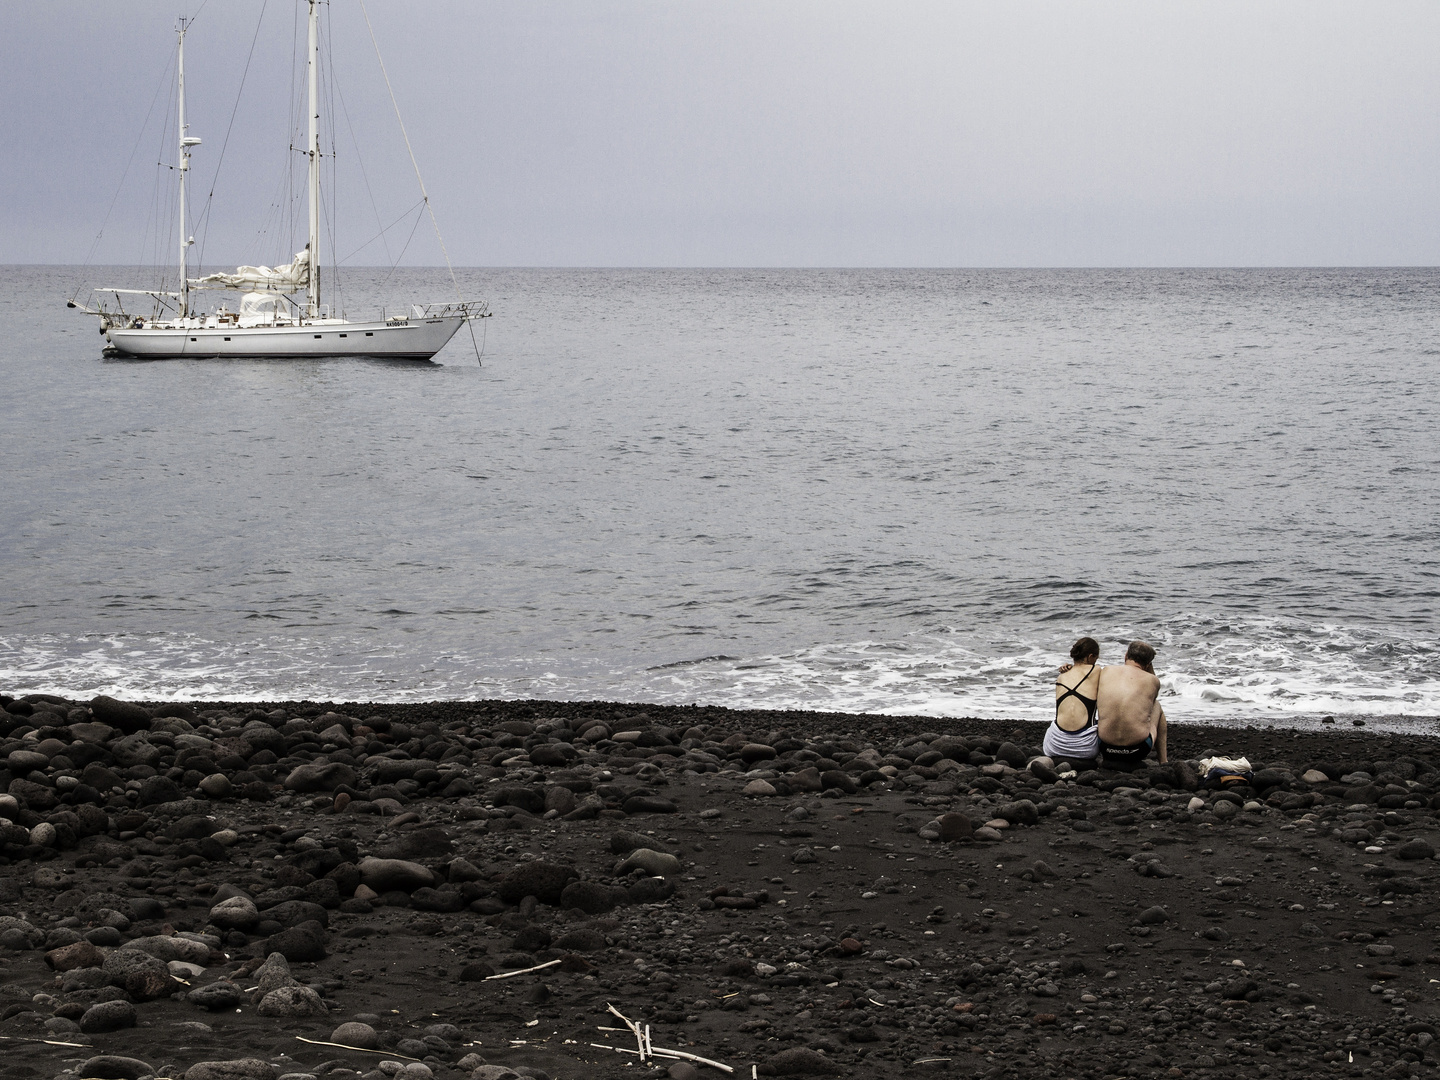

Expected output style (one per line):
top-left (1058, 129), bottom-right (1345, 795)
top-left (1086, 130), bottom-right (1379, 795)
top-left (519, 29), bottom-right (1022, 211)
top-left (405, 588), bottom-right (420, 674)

top-left (69, 0), bottom-right (488, 362)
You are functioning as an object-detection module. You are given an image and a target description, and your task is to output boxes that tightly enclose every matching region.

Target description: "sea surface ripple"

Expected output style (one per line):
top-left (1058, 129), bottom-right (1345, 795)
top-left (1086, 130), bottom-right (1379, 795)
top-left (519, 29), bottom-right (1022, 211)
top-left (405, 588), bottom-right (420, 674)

top-left (2, 267), bottom-right (1436, 731)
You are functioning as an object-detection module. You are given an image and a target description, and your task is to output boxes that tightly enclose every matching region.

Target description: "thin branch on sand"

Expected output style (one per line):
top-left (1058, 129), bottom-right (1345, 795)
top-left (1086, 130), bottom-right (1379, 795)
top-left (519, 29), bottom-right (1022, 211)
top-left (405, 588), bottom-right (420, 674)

top-left (482, 958), bottom-right (562, 981)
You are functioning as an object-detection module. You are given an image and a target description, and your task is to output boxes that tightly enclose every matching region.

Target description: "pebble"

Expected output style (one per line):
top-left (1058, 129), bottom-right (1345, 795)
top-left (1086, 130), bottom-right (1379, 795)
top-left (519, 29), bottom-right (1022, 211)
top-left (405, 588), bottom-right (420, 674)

top-left (1395, 838), bottom-right (1435, 860)
top-left (80, 999), bottom-right (137, 1033)
top-left (284, 761), bottom-right (358, 792)
top-left (559, 880), bottom-right (622, 914)
top-left (78, 1057), bottom-right (155, 1080)
top-left (89, 694), bottom-right (152, 733)
top-left (253, 951), bottom-right (300, 994)
top-left (209, 895), bottom-right (260, 929)
top-left (256, 984), bottom-right (327, 1017)
top-left (45, 939), bottom-right (105, 971)
top-left (86, 925), bottom-right (124, 946)
top-left (332, 1022), bottom-right (380, 1049)
top-left (184, 1061), bottom-right (278, 1080)
top-left (357, 857), bottom-right (437, 893)
top-left (187, 981), bottom-right (241, 1010)
top-left (616, 847), bottom-right (682, 876)
top-left (102, 947), bottom-right (173, 997)
top-left (28, 821), bottom-right (57, 846)
top-left (126, 933), bottom-right (211, 965)
top-left (195, 772), bottom-right (235, 800)
top-left (996, 799), bottom-right (1039, 826)
top-left (622, 794), bottom-right (678, 813)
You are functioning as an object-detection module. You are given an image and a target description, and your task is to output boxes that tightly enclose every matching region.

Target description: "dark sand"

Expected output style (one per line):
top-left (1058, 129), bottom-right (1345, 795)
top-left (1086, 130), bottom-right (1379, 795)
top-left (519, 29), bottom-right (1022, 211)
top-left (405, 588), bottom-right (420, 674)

top-left (2, 694), bottom-right (1439, 1080)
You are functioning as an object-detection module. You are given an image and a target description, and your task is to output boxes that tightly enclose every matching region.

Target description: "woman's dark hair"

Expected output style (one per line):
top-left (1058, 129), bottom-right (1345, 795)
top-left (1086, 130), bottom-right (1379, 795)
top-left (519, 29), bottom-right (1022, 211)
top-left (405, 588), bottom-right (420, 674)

top-left (1070, 636), bottom-right (1100, 662)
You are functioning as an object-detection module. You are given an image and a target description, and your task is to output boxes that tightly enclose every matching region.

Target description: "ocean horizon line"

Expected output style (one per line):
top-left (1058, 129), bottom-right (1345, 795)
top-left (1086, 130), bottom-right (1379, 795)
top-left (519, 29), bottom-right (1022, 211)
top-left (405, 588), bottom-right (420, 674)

top-left (16, 262), bottom-right (1440, 272)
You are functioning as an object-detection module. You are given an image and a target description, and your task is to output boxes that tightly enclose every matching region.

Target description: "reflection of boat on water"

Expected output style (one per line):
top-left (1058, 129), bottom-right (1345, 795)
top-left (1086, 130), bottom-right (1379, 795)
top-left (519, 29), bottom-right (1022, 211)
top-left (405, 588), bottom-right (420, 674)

top-left (70, 1), bottom-right (486, 361)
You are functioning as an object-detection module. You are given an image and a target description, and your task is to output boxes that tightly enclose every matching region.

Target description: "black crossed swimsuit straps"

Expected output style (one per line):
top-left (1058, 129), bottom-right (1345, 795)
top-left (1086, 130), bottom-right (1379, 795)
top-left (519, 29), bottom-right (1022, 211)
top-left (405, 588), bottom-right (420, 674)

top-left (1054, 663), bottom-right (1099, 727)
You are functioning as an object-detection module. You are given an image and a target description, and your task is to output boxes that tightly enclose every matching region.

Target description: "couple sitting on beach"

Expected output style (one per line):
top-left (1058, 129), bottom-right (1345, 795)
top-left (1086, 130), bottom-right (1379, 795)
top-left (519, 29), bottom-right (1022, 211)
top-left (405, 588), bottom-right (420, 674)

top-left (1045, 637), bottom-right (1168, 772)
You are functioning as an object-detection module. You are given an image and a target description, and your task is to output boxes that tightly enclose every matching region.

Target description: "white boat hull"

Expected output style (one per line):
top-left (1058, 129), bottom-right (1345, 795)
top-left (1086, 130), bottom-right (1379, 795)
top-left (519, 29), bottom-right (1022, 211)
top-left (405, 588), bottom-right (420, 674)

top-left (106, 315), bottom-right (466, 361)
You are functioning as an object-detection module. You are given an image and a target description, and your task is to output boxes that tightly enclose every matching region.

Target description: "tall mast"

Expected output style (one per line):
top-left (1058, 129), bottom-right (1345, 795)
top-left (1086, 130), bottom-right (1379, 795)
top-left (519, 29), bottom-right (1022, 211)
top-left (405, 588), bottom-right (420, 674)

top-left (177, 19), bottom-right (194, 318)
top-left (306, 0), bottom-right (320, 318)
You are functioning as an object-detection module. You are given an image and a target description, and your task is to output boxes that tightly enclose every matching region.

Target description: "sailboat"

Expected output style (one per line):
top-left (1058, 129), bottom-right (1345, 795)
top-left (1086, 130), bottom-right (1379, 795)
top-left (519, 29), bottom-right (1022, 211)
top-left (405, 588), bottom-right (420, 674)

top-left (69, 1), bottom-right (486, 361)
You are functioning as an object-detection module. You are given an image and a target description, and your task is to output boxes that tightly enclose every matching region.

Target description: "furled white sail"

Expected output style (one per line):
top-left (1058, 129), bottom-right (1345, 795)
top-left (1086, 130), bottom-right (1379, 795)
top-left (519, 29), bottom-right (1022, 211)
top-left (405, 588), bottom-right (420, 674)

top-left (238, 292), bottom-right (285, 325)
top-left (190, 250), bottom-right (310, 291)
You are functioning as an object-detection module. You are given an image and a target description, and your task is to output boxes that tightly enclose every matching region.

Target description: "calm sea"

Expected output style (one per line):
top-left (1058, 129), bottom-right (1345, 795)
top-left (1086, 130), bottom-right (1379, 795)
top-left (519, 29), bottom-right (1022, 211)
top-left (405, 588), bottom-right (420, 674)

top-left (2, 266), bottom-right (1437, 731)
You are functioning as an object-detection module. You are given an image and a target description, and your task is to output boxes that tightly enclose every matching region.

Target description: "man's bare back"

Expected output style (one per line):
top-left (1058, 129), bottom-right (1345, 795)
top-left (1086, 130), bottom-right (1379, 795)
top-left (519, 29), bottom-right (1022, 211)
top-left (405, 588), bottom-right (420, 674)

top-left (1095, 640), bottom-right (1167, 767)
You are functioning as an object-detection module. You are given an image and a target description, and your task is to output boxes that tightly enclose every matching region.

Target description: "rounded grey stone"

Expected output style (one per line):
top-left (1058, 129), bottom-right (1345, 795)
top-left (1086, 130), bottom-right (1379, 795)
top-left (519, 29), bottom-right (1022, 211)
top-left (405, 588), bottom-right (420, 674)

top-left (188, 981), bottom-right (242, 1010)
top-left (256, 984), bottom-right (326, 1017)
top-left (79, 999), bottom-right (137, 1033)
top-left (330, 1022), bottom-right (379, 1049)
top-left (357, 857), bottom-right (435, 893)
top-left (184, 1060), bottom-right (278, 1080)
top-left (200, 773), bottom-right (234, 798)
top-left (208, 895), bottom-right (260, 930)
top-left (78, 1057), bottom-right (155, 1080)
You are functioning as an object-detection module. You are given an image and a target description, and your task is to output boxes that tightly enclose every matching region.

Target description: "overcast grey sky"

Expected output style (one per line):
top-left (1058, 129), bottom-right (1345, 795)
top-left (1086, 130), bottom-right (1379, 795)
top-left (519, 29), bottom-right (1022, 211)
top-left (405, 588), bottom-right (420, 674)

top-left (6, 1), bottom-right (1439, 267)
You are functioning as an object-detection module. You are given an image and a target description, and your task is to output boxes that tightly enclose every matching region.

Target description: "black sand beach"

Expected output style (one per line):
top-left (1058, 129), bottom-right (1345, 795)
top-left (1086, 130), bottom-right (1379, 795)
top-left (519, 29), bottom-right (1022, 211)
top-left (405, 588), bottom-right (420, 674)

top-left (2, 693), bottom-right (1438, 1080)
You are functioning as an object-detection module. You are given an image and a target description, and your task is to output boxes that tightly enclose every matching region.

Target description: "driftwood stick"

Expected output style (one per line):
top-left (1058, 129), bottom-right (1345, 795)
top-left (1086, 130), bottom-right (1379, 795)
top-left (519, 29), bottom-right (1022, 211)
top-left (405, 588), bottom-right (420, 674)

top-left (590, 1044), bottom-right (734, 1073)
top-left (482, 958), bottom-right (562, 981)
top-left (648, 1046), bottom-right (736, 1074)
top-left (606, 1002), bottom-right (646, 1059)
top-left (295, 1037), bottom-right (421, 1061)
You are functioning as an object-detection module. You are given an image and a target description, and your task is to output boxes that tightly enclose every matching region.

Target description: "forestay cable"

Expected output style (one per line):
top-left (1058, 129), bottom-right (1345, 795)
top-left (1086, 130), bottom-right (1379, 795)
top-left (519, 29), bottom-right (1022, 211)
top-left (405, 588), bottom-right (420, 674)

top-left (71, 44), bottom-right (177, 302)
top-left (357, 0), bottom-right (483, 364)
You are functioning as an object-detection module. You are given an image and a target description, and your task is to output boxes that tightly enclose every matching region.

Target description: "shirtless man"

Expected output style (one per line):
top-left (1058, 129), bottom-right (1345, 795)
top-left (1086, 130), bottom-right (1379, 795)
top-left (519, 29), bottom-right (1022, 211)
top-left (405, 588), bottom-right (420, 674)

top-left (1094, 640), bottom-right (1167, 770)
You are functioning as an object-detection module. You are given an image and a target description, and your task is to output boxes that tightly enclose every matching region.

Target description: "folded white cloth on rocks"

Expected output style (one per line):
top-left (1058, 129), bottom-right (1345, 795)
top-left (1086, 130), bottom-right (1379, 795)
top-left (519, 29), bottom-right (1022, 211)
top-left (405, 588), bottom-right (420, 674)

top-left (1199, 755), bottom-right (1252, 773)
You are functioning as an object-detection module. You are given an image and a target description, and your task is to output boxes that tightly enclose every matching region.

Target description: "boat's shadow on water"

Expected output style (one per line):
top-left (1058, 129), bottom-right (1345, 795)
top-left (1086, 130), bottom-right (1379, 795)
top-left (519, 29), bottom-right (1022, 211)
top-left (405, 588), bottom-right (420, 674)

top-left (98, 352), bottom-right (439, 368)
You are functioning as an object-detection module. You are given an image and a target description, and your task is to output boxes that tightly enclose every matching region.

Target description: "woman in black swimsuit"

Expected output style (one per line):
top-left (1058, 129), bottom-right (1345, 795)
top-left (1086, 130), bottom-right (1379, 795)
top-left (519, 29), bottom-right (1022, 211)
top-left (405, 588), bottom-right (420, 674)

top-left (1044, 636), bottom-right (1102, 770)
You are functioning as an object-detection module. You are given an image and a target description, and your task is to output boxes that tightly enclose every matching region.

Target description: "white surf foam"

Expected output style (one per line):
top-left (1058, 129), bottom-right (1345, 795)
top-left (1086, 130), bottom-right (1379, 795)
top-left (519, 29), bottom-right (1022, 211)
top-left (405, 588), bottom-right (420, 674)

top-left (630, 618), bottom-right (1440, 732)
top-left (2, 615), bottom-right (1437, 735)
